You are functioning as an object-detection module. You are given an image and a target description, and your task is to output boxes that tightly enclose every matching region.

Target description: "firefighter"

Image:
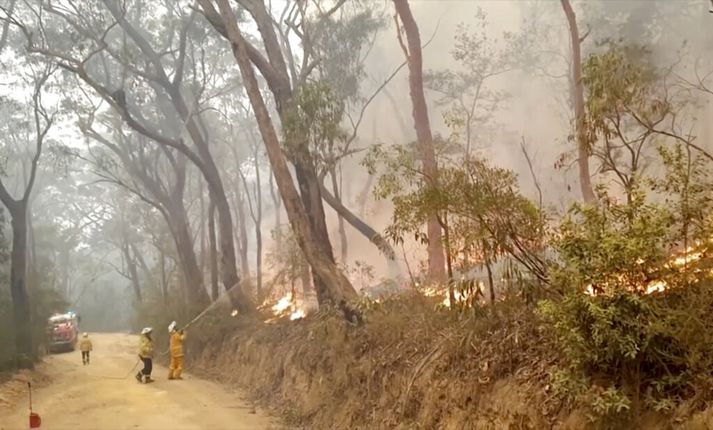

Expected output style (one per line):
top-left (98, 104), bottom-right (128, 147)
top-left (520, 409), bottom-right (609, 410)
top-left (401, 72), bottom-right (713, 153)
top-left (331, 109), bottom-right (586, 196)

top-left (136, 327), bottom-right (155, 384)
top-left (167, 321), bottom-right (186, 380)
top-left (79, 333), bottom-right (93, 365)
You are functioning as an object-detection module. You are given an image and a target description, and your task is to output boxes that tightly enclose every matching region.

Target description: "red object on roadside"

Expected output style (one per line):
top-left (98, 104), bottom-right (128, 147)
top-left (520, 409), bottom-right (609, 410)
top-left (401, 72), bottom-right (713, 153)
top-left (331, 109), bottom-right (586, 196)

top-left (29, 412), bottom-right (41, 428)
top-left (28, 382), bottom-right (41, 428)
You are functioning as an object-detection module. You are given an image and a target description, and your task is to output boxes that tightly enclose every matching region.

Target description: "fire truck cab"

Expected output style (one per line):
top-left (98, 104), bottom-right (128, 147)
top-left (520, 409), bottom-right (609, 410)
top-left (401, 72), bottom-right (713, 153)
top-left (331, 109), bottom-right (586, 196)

top-left (47, 312), bottom-right (79, 353)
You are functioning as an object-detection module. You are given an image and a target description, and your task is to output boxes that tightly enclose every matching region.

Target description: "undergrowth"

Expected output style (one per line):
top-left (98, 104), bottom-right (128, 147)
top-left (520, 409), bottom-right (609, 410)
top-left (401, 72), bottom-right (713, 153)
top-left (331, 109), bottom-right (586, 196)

top-left (186, 293), bottom-right (557, 429)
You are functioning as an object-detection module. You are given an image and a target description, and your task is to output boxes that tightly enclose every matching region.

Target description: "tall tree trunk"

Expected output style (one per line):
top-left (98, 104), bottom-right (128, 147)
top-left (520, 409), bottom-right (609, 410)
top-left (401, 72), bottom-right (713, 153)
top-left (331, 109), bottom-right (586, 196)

top-left (170, 87), bottom-right (253, 312)
top-left (26, 206), bottom-right (37, 284)
top-left (268, 171), bottom-right (282, 249)
top-left (355, 173), bottom-right (375, 219)
top-left (393, 0), bottom-right (446, 284)
top-left (103, 1), bottom-right (254, 313)
top-left (121, 241), bottom-right (143, 303)
top-left (253, 152), bottom-right (264, 301)
top-left (561, 0), bottom-right (596, 204)
top-left (61, 247), bottom-right (70, 297)
top-left (130, 243), bottom-right (152, 285)
top-left (330, 167), bottom-right (348, 263)
top-left (208, 198), bottom-right (219, 302)
top-left (209, 0), bottom-right (359, 312)
top-left (8, 202), bottom-right (33, 366)
top-left (320, 184), bottom-right (401, 278)
top-left (166, 198), bottom-right (210, 306)
top-left (486, 261), bottom-right (495, 305)
top-left (199, 179), bottom-right (207, 274)
top-left (160, 249), bottom-right (168, 308)
top-left (293, 162), bottom-right (340, 304)
top-left (203, 0), bottom-right (355, 303)
top-left (234, 188), bottom-right (251, 278)
top-left (300, 266), bottom-right (312, 295)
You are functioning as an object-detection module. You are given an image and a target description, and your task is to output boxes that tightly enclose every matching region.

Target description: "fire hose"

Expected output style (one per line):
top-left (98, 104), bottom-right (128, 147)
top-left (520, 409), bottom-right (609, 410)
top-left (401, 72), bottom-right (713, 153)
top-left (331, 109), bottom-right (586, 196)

top-left (88, 359), bottom-right (142, 380)
top-left (157, 282), bottom-right (243, 356)
top-left (89, 282), bottom-right (242, 380)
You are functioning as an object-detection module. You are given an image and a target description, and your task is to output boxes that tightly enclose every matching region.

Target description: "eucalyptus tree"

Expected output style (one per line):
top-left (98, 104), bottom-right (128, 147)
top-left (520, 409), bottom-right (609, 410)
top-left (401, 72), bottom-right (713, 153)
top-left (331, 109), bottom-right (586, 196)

top-left (6, 0), bottom-right (254, 312)
top-left (392, 0), bottom-right (446, 284)
top-left (200, 0), bottom-right (401, 302)
top-left (0, 46), bottom-right (55, 363)
top-left (197, 0), bottom-right (364, 318)
top-left (81, 118), bottom-right (210, 307)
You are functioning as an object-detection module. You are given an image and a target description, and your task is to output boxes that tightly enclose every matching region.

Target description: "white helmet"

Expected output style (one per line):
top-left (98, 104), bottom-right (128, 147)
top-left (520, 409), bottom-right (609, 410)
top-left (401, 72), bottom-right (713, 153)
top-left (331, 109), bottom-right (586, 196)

top-left (141, 327), bottom-right (152, 335)
top-left (82, 332), bottom-right (88, 337)
top-left (168, 321), bottom-right (177, 333)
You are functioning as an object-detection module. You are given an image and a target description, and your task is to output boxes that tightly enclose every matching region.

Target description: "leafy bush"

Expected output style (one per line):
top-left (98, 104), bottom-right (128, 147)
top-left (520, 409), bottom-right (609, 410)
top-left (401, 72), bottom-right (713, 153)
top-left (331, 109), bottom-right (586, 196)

top-left (541, 184), bottom-right (713, 424)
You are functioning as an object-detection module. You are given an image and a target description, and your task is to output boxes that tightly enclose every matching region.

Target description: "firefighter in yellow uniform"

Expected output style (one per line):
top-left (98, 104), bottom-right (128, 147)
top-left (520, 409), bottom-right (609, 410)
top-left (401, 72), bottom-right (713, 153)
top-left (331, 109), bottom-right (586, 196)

top-left (136, 327), bottom-right (155, 384)
top-left (168, 321), bottom-right (186, 380)
top-left (79, 333), bottom-right (93, 365)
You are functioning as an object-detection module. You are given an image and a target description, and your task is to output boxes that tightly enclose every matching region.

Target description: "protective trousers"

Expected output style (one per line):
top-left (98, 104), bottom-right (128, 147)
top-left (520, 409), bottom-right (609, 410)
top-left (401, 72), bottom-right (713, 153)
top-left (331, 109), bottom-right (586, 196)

top-left (168, 355), bottom-right (184, 379)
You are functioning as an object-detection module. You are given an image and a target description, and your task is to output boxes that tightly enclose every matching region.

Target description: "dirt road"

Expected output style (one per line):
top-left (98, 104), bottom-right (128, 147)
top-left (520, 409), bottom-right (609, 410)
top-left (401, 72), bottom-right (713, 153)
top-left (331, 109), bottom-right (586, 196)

top-left (0, 333), bottom-right (277, 430)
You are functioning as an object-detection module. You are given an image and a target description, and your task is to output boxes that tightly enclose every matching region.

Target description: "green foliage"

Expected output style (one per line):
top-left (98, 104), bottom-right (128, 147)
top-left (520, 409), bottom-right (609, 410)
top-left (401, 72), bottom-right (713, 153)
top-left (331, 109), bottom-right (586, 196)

top-left (581, 45), bottom-right (681, 199)
top-left (655, 144), bottom-right (713, 243)
top-left (425, 7), bottom-right (530, 155)
top-left (312, 6), bottom-right (385, 104)
top-left (541, 153), bottom-right (713, 422)
top-left (365, 140), bottom-right (547, 291)
top-left (283, 81), bottom-right (347, 172)
top-left (552, 188), bottom-right (674, 295)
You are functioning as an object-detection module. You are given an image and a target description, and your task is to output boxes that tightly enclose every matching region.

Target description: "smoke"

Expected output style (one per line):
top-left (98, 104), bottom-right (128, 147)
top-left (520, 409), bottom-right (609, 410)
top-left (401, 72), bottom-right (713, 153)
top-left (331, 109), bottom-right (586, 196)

top-left (303, 0), bottom-right (713, 282)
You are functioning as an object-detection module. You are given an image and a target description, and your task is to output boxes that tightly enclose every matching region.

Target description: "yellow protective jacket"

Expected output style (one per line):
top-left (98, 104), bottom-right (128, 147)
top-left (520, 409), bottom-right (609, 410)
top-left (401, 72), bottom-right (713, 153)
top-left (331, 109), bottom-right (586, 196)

top-left (170, 331), bottom-right (186, 358)
top-left (79, 338), bottom-right (93, 352)
top-left (139, 335), bottom-right (154, 358)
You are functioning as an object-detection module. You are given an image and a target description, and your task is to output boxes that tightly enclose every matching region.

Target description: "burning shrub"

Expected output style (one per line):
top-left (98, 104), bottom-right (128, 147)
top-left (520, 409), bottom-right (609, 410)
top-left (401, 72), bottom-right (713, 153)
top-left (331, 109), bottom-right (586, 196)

top-left (365, 143), bottom-right (548, 304)
top-left (541, 184), bottom-right (713, 425)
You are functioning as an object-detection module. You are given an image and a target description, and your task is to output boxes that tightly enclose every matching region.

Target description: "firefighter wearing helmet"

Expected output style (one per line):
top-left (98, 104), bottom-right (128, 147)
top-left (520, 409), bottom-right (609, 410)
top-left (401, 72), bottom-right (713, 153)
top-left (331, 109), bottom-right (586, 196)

top-left (136, 327), bottom-right (155, 383)
top-left (168, 321), bottom-right (186, 380)
top-left (79, 333), bottom-right (93, 365)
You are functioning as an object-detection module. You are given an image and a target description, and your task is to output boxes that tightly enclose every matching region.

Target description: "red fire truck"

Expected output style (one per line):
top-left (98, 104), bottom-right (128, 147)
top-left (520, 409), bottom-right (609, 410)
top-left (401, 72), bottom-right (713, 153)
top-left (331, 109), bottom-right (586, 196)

top-left (47, 312), bottom-right (79, 353)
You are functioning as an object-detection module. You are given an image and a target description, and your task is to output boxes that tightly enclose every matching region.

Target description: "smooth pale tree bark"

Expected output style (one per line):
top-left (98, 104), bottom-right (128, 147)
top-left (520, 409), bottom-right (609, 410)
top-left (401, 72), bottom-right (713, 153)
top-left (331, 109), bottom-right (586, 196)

top-left (320, 185), bottom-right (401, 277)
top-left (234, 187), bottom-right (251, 278)
top-left (0, 72), bottom-right (52, 366)
top-left (393, 0), bottom-right (446, 284)
top-left (6, 201), bottom-right (32, 363)
top-left (25, 1), bottom-right (255, 314)
top-left (203, 0), bottom-right (402, 292)
top-left (252, 153), bottom-right (264, 301)
top-left (560, 0), bottom-right (596, 203)
top-left (202, 0), bottom-right (360, 314)
top-left (329, 167), bottom-right (349, 263)
top-left (207, 199), bottom-right (219, 302)
top-left (199, 0), bottom-right (359, 305)
top-left (355, 174), bottom-right (374, 219)
top-left (236, 146), bottom-right (265, 301)
top-left (198, 180), bottom-right (207, 275)
top-left (160, 249), bottom-right (169, 308)
top-left (85, 128), bottom-right (209, 306)
top-left (301, 266), bottom-right (313, 295)
top-left (121, 240), bottom-right (143, 303)
top-left (168, 194), bottom-right (209, 305)
top-left (268, 171), bottom-right (282, 249)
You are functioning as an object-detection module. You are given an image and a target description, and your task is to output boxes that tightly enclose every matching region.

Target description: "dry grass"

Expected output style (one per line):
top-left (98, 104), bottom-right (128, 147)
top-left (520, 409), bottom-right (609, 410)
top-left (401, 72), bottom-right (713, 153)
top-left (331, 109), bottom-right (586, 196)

top-left (185, 293), bottom-right (562, 429)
